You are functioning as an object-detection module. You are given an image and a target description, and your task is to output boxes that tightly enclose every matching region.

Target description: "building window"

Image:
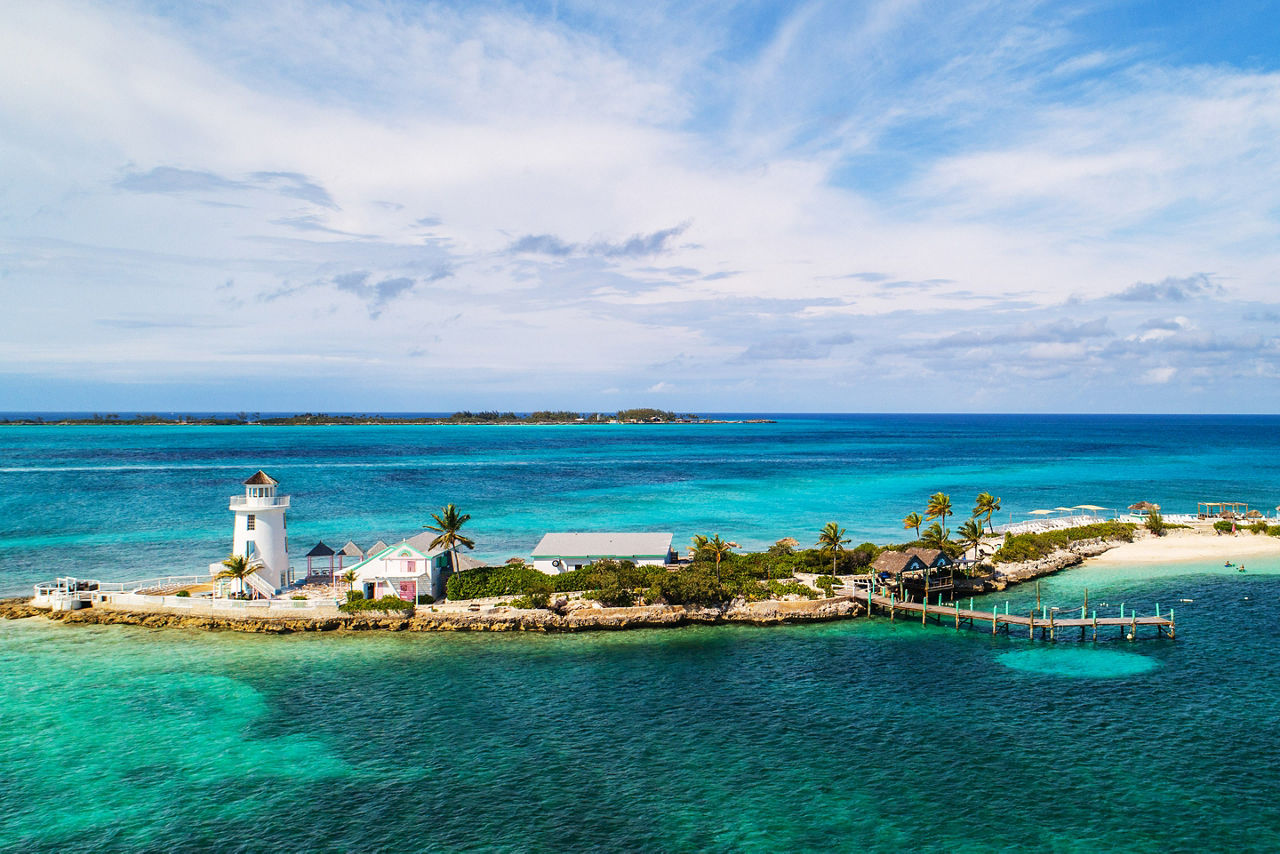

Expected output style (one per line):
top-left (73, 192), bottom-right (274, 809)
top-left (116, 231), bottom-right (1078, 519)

top-left (406, 560), bottom-right (415, 573)
top-left (244, 540), bottom-right (255, 558)
top-left (246, 514), bottom-right (255, 531)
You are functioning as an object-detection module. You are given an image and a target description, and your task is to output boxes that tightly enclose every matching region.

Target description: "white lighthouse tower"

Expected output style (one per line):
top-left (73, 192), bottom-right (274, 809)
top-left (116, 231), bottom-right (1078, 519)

top-left (228, 470), bottom-right (291, 593)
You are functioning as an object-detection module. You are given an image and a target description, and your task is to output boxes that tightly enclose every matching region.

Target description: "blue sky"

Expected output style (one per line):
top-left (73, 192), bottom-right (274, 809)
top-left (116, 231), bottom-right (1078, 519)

top-left (2, 0), bottom-right (1280, 413)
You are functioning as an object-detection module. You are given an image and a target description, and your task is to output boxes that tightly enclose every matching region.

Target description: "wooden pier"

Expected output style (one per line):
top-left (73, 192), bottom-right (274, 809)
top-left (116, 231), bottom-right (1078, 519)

top-left (847, 584), bottom-right (1175, 641)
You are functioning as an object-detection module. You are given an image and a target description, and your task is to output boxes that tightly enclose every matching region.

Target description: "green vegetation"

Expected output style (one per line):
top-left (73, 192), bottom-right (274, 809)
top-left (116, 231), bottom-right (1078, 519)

top-left (973, 492), bottom-right (1002, 534)
top-left (215, 554), bottom-right (254, 598)
top-left (993, 522), bottom-right (1137, 564)
top-left (423, 503), bottom-right (476, 578)
top-left (339, 593), bottom-right (413, 613)
top-left (926, 493), bottom-right (953, 539)
top-left (816, 522), bottom-right (851, 575)
top-left (1213, 520), bottom-right (1235, 534)
top-left (1145, 509), bottom-right (1167, 536)
top-left (446, 548), bottom-right (848, 608)
top-left (902, 512), bottom-right (923, 540)
top-left (957, 518), bottom-right (984, 561)
top-left (175, 590), bottom-right (191, 598)
top-left (814, 575), bottom-right (837, 597)
top-left (921, 522), bottom-right (950, 549)
top-left (446, 563), bottom-right (545, 600)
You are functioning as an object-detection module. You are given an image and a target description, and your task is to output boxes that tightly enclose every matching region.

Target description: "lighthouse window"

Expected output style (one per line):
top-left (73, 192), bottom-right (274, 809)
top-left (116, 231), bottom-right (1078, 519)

top-left (246, 514), bottom-right (256, 531)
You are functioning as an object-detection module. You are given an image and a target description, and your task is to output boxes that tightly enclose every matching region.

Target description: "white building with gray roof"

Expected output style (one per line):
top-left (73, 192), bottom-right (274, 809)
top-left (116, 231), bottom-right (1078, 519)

top-left (531, 532), bottom-right (674, 574)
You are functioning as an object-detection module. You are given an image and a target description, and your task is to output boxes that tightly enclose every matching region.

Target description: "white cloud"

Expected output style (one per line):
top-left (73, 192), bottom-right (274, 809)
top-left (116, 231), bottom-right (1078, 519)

top-left (0, 0), bottom-right (1279, 411)
top-left (1141, 366), bottom-right (1177, 385)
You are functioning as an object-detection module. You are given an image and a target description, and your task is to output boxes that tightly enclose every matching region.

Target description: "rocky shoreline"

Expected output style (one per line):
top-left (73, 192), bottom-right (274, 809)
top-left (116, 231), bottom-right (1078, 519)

top-left (0, 595), bottom-right (863, 635)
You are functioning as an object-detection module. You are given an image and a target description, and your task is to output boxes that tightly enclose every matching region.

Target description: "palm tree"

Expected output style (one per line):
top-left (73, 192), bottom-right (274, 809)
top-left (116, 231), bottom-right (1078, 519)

top-left (341, 568), bottom-right (356, 593)
top-left (902, 512), bottom-right (923, 541)
top-left (921, 522), bottom-right (949, 550)
top-left (703, 534), bottom-right (737, 582)
top-left (974, 492), bottom-right (1002, 534)
top-left (816, 522), bottom-right (851, 576)
top-left (958, 519), bottom-right (984, 569)
top-left (926, 492), bottom-right (953, 536)
top-left (216, 554), bottom-right (254, 598)
top-left (424, 503), bottom-right (476, 578)
top-left (689, 534), bottom-right (710, 560)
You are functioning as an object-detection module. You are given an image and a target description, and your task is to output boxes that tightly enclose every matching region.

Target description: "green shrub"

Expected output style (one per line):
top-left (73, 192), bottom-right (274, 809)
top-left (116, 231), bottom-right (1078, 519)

top-left (814, 575), bottom-right (837, 597)
top-left (339, 595), bottom-right (412, 613)
top-left (1145, 510), bottom-right (1167, 536)
top-left (1268, 525), bottom-right (1280, 537)
top-left (993, 522), bottom-right (1137, 564)
top-left (1248, 521), bottom-right (1269, 535)
top-left (175, 590), bottom-right (190, 598)
top-left (416, 594), bottom-right (435, 605)
top-left (588, 579), bottom-right (636, 607)
top-left (1213, 520), bottom-right (1234, 534)
top-left (766, 580), bottom-right (818, 600)
top-left (445, 564), bottom-right (545, 600)
top-left (291, 594), bottom-right (307, 600)
top-left (511, 590), bottom-right (551, 609)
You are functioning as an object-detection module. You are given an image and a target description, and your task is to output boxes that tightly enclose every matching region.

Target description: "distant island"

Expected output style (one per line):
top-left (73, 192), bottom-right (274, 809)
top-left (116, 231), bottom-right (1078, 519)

top-left (0, 409), bottom-right (776, 426)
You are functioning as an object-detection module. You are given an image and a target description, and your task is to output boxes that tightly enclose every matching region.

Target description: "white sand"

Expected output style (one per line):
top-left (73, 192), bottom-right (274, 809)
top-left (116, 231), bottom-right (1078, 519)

top-left (1092, 526), bottom-right (1280, 564)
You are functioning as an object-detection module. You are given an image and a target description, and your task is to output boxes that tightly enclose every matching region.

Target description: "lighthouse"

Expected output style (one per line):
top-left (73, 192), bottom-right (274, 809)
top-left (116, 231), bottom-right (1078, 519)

top-left (229, 470), bottom-right (291, 592)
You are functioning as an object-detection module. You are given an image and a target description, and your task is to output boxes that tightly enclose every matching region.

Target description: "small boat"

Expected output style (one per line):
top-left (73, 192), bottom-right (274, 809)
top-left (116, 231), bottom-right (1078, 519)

top-left (1225, 561), bottom-right (1236, 568)
top-left (1179, 598), bottom-right (1194, 603)
top-left (1239, 565), bottom-right (1247, 573)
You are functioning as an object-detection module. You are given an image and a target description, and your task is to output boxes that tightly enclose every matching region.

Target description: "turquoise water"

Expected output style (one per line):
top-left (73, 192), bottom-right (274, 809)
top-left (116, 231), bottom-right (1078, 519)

top-left (4, 416), bottom-right (1280, 851)
top-left (3, 414), bottom-right (1280, 594)
top-left (4, 566), bottom-right (1279, 851)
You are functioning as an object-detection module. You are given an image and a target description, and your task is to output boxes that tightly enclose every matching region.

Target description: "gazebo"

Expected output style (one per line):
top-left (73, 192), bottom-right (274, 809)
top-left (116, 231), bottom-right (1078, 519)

top-left (1198, 502), bottom-right (1249, 519)
top-left (305, 541), bottom-right (336, 581)
top-left (337, 541), bottom-right (364, 570)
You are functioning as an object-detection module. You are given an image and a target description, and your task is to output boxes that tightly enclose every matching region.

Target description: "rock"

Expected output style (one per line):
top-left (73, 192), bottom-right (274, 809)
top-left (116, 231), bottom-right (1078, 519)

top-left (1, 592), bottom-right (869, 635)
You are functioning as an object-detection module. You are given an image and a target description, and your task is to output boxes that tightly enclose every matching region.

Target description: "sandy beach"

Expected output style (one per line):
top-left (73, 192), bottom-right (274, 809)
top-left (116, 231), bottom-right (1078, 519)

top-left (1090, 525), bottom-right (1280, 564)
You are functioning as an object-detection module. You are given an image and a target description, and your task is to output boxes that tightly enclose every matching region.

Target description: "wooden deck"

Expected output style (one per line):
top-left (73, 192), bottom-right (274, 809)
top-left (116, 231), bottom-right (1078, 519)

top-left (848, 586), bottom-right (1175, 641)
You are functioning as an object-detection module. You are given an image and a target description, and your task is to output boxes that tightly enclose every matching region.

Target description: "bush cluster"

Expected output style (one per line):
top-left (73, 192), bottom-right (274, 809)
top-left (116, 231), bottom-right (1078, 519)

top-left (993, 522), bottom-right (1137, 564)
top-left (448, 554), bottom-right (830, 609)
top-left (339, 593), bottom-right (413, 613)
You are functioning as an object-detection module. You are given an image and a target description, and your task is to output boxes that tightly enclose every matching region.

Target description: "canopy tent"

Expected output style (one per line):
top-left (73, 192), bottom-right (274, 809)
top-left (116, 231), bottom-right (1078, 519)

top-left (1073, 504), bottom-right (1108, 511)
top-left (1028, 509), bottom-right (1055, 515)
top-left (1198, 501), bottom-right (1248, 518)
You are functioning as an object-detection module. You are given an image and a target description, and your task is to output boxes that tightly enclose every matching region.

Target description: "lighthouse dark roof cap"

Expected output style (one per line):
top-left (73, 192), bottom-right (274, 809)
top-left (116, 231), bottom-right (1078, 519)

top-left (243, 470), bottom-right (278, 486)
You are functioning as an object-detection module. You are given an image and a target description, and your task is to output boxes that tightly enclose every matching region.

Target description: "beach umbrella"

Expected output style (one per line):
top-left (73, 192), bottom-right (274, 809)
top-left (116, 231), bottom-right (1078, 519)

top-left (1128, 501), bottom-right (1159, 513)
top-left (1074, 505), bottom-right (1107, 511)
top-left (1028, 509), bottom-right (1054, 515)
top-left (1052, 507), bottom-right (1075, 513)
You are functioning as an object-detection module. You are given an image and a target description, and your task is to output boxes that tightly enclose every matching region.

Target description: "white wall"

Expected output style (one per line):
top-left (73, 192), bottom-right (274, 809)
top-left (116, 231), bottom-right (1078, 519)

top-left (231, 506), bottom-right (288, 591)
top-left (532, 557), bottom-right (667, 575)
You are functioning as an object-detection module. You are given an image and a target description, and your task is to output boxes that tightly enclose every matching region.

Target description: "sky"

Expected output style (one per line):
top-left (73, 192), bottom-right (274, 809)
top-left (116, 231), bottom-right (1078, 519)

top-left (2, 0), bottom-right (1280, 413)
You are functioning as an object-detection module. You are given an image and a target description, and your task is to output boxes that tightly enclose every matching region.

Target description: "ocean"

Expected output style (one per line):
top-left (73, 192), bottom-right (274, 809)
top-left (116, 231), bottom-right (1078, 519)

top-left (2, 415), bottom-right (1279, 851)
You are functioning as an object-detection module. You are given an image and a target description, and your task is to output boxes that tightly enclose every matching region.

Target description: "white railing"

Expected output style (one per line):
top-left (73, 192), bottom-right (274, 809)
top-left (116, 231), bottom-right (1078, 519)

top-left (131, 575), bottom-right (205, 594)
top-left (105, 591), bottom-right (340, 615)
top-left (243, 571), bottom-right (277, 598)
top-left (228, 495), bottom-right (290, 509)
